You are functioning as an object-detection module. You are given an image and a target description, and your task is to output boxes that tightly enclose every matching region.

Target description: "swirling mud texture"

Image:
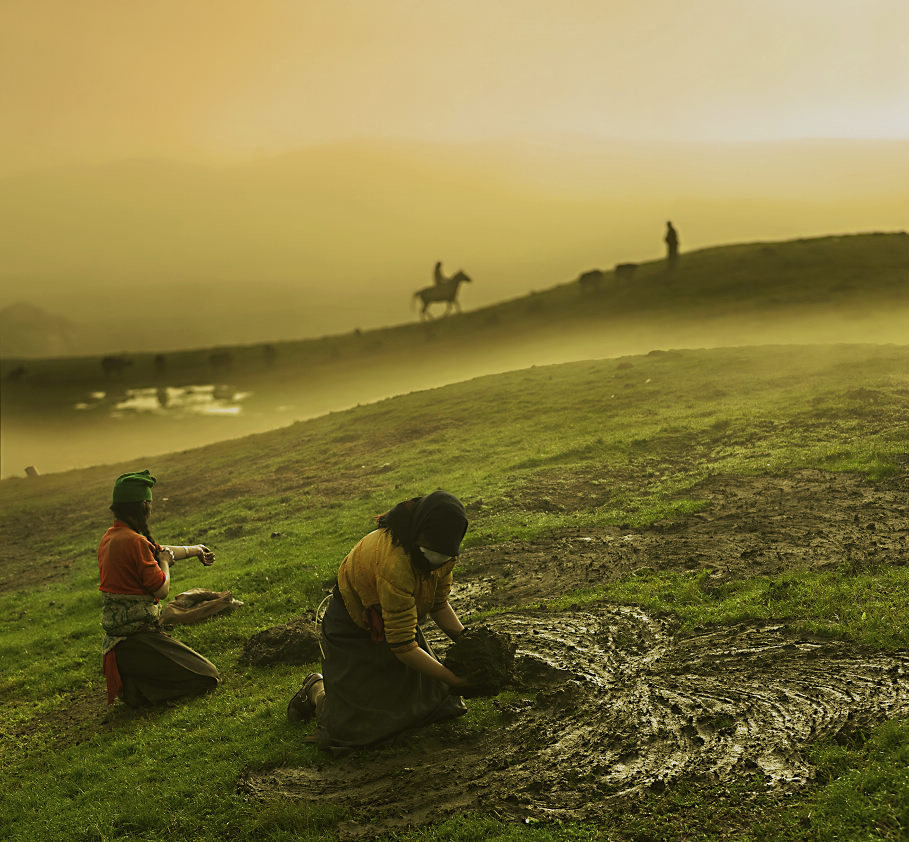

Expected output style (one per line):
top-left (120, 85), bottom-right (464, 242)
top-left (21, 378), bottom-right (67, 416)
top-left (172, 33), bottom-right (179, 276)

top-left (240, 607), bottom-right (909, 838)
top-left (240, 471), bottom-right (909, 837)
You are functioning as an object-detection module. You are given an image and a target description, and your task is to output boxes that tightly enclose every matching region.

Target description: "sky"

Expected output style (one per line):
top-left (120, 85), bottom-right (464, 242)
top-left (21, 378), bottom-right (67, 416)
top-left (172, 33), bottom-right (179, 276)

top-left (2, 0), bottom-right (909, 173)
top-left (1, 0), bottom-right (908, 476)
top-left (1, 0), bottom-right (907, 357)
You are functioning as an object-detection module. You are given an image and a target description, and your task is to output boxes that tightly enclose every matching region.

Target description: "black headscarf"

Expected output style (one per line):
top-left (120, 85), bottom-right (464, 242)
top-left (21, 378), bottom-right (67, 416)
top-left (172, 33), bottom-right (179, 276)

top-left (376, 490), bottom-right (468, 574)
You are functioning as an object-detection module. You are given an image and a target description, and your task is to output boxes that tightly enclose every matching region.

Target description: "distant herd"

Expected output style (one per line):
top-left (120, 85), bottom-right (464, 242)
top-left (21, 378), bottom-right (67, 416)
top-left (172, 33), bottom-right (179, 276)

top-left (4, 260), bottom-right (642, 385)
top-left (577, 262), bottom-right (637, 293)
top-left (91, 346), bottom-right (279, 380)
top-left (2, 346), bottom-right (280, 383)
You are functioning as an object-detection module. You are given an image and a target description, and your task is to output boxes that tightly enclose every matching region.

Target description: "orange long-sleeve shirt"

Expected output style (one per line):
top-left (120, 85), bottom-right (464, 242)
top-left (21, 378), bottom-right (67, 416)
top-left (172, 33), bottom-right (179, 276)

top-left (98, 521), bottom-right (165, 596)
top-left (337, 528), bottom-right (455, 652)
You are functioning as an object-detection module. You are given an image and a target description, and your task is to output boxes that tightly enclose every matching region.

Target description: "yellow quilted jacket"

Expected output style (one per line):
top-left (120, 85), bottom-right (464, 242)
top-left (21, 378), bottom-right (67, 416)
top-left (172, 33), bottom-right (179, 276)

top-left (337, 528), bottom-right (455, 652)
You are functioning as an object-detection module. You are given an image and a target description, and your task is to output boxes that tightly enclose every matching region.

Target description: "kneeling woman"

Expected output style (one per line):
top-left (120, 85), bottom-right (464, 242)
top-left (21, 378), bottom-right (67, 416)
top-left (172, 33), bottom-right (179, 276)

top-left (98, 470), bottom-right (221, 707)
top-left (291, 491), bottom-right (471, 748)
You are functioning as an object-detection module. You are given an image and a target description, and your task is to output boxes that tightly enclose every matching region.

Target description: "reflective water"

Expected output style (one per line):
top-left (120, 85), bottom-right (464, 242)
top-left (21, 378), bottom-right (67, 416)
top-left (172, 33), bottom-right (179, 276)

top-left (73, 385), bottom-right (252, 416)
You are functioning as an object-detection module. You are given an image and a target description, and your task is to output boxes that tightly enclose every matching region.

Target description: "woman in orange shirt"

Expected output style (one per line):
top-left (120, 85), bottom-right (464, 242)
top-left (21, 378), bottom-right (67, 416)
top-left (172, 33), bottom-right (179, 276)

top-left (98, 470), bottom-right (220, 707)
top-left (288, 490), bottom-right (471, 748)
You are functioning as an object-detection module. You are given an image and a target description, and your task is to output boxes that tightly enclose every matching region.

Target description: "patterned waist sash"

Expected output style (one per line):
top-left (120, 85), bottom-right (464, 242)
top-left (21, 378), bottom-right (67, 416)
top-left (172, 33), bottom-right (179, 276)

top-left (101, 592), bottom-right (161, 655)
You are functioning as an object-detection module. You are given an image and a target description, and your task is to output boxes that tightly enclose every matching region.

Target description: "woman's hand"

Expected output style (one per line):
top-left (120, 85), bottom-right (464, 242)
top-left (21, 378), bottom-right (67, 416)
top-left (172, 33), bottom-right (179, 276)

top-left (446, 673), bottom-right (489, 697)
top-left (156, 547), bottom-right (175, 567)
top-left (193, 544), bottom-right (215, 566)
top-left (394, 646), bottom-right (463, 686)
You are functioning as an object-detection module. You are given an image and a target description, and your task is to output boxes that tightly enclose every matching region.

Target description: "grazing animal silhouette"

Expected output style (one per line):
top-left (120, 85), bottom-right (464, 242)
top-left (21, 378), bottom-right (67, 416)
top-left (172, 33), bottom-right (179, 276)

top-left (413, 270), bottom-right (471, 319)
top-left (577, 269), bottom-right (605, 293)
top-left (615, 262), bottom-right (637, 280)
top-left (101, 355), bottom-right (132, 377)
top-left (209, 350), bottom-right (233, 374)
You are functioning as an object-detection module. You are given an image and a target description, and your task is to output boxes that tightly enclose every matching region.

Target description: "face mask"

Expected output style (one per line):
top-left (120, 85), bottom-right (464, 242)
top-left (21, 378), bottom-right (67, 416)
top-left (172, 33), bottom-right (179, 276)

top-left (419, 546), bottom-right (453, 569)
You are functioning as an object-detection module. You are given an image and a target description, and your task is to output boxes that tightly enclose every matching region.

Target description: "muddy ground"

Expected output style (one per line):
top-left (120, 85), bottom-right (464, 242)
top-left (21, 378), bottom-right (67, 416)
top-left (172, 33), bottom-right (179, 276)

top-left (458, 468), bottom-right (909, 612)
top-left (240, 469), bottom-right (909, 838)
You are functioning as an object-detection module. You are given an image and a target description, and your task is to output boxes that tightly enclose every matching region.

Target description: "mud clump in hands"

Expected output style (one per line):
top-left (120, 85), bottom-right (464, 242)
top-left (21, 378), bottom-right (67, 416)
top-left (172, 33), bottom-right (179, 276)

top-left (444, 625), bottom-right (516, 697)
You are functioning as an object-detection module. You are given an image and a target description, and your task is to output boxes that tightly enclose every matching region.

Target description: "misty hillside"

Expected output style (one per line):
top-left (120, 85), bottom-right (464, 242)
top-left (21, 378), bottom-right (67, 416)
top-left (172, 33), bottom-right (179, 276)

top-left (2, 231), bottom-right (908, 366)
top-left (3, 231), bottom-right (908, 478)
top-left (1, 138), bottom-right (907, 354)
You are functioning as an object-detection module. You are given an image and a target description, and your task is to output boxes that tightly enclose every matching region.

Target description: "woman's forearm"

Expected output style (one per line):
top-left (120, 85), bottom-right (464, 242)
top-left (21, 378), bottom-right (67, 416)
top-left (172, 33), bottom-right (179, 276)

top-left (393, 645), bottom-right (465, 686)
top-left (153, 548), bottom-right (172, 600)
top-left (162, 544), bottom-right (215, 566)
top-left (162, 544), bottom-right (198, 561)
top-left (430, 602), bottom-right (464, 641)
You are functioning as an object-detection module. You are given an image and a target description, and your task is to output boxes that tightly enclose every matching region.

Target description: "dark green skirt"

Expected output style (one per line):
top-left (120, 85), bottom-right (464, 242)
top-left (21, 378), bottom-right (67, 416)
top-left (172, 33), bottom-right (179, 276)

top-left (114, 630), bottom-right (220, 707)
top-left (315, 591), bottom-right (466, 749)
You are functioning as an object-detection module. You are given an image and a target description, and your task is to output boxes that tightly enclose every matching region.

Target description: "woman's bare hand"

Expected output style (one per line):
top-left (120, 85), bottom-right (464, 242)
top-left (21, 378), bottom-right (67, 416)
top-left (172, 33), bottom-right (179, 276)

top-left (197, 544), bottom-right (215, 566)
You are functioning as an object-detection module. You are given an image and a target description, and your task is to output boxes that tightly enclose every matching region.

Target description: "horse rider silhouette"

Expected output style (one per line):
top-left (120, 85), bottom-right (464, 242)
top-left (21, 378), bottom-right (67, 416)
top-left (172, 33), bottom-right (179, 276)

top-left (413, 270), bottom-right (472, 319)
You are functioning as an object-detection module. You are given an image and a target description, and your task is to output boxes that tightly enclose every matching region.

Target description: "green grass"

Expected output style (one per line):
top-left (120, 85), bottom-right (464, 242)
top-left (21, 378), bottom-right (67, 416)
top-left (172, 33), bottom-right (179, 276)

top-left (809, 718), bottom-right (909, 841)
top-left (533, 563), bottom-right (909, 651)
top-left (1, 342), bottom-right (908, 840)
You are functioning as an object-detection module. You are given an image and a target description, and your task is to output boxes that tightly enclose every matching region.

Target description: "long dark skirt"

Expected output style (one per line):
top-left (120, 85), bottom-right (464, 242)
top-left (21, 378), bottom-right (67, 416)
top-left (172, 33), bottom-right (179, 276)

top-left (114, 630), bottom-right (220, 707)
top-left (315, 591), bottom-right (466, 749)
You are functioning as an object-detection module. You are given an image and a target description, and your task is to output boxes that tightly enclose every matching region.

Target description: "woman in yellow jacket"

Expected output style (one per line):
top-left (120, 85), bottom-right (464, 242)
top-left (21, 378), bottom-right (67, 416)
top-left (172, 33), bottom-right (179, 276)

top-left (289, 490), bottom-right (471, 748)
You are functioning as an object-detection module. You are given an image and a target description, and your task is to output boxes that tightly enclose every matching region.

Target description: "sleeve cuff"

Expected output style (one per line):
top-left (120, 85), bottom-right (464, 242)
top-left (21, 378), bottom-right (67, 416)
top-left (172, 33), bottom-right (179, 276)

top-left (389, 639), bottom-right (418, 653)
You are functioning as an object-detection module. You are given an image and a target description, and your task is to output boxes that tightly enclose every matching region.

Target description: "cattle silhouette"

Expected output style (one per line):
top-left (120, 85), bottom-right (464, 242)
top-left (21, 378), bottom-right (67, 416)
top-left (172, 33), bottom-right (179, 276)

top-left (577, 269), bottom-right (605, 293)
top-left (209, 350), bottom-right (233, 374)
top-left (101, 355), bottom-right (132, 377)
top-left (615, 263), bottom-right (637, 280)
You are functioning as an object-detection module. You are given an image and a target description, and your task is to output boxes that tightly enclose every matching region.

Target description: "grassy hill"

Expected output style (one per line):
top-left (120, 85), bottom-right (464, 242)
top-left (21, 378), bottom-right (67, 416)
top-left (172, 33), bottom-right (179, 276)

top-left (2, 231), bottom-right (908, 479)
top-left (3, 139), bottom-right (907, 352)
top-left (1, 341), bottom-right (908, 840)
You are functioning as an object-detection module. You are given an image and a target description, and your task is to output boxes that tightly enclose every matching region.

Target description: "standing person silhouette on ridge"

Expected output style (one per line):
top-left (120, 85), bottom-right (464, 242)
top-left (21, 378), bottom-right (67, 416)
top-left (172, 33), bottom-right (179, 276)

top-left (664, 221), bottom-right (679, 271)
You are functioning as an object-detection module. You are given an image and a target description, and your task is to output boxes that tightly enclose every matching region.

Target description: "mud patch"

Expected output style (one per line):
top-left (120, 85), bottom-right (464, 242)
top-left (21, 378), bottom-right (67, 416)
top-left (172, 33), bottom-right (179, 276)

top-left (4, 686), bottom-right (110, 751)
top-left (239, 614), bottom-right (320, 666)
top-left (456, 470), bottom-right (909, 611)
top-left (240, 606), bottom-right (909, 837)
top-left (442, 625), bottom-right (515, 696)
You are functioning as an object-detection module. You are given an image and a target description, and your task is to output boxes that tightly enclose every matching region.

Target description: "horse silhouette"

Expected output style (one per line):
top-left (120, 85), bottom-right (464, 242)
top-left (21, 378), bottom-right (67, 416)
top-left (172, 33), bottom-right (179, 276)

top-left (413, 270), bottom-right (471, 319)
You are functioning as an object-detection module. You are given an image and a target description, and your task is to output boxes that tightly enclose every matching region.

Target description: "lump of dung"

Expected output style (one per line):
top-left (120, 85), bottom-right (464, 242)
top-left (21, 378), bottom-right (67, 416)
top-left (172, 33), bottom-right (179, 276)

top-left (443, 625), bottom-right (515, 696)
top-left (240, 615), bottom-right (320, 666)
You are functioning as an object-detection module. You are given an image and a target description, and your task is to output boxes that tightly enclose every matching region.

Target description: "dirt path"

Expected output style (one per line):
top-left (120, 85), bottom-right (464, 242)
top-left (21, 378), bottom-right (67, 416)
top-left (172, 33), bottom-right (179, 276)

top-left (240, 469), bottom-right (909, 837)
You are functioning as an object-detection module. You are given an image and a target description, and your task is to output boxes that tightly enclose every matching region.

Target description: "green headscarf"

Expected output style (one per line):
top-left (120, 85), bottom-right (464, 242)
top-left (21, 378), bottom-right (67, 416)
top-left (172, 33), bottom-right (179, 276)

top-left (112, 470), bottom-right (156, 503)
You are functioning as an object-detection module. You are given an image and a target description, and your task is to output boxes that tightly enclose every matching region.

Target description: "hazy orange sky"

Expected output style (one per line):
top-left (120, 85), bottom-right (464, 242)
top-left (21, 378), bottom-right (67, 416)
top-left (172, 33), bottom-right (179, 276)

top-left (3, 0), bottom-right (908, 173)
